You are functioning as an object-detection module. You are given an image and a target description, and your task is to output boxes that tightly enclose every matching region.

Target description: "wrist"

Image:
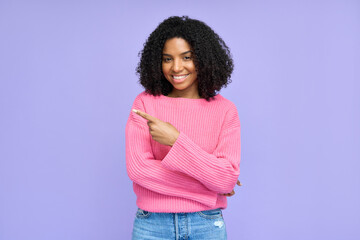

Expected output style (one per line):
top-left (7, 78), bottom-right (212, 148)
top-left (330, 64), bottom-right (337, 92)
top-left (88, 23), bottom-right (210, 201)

top-left (171, 131), bottom-right (180, 147)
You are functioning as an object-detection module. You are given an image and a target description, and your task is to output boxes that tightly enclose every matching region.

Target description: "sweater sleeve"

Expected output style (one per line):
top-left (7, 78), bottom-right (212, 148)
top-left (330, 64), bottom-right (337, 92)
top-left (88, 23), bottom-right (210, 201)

top-left (125, 95), bottom-right (218, 207)
top-left (161, 104), bottom-right (241, 194)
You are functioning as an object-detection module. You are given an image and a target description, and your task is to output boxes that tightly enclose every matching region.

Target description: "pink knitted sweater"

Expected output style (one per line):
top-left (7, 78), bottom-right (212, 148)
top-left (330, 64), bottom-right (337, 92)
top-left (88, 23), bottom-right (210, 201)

top-left (125, 91), bottom-right (241, 213)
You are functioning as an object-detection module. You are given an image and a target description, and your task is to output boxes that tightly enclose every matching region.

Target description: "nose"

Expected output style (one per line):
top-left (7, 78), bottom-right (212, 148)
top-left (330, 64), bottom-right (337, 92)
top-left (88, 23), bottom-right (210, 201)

top-left (172, 58), bottom-right (183, 73)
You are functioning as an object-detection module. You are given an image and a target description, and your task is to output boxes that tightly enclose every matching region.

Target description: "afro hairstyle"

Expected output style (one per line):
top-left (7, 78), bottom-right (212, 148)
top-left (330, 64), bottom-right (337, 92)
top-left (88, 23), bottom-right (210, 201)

top-left (135, 15), bottom-right (234, 101)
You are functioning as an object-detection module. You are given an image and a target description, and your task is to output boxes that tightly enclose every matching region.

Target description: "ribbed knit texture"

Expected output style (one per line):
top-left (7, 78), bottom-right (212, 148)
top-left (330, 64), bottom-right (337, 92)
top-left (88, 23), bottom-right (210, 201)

top-left (125, 91), bottom-right (241, 213)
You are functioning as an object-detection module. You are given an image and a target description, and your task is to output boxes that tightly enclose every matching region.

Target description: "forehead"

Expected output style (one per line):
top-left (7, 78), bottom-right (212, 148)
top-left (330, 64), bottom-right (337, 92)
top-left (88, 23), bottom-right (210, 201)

top-left (162, 37), bottom-right (192, 54)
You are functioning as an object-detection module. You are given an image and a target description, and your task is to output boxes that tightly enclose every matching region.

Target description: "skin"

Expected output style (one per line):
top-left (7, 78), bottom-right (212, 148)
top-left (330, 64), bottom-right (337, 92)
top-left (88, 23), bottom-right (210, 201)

top-left (131, 37), bottom-right (242, 196)
top-left (161, 37), bottom-right (201, 99)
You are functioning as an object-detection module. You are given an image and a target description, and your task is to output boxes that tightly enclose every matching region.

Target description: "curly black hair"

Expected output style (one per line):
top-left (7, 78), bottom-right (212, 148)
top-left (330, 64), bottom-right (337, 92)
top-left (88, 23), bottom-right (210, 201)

top-left (135, 15), bottom-right (234, 102)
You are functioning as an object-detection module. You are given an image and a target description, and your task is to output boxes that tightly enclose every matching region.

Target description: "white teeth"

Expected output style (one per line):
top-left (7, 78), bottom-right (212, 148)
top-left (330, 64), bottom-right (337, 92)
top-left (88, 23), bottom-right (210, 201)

top-left (173, 74), bottom-right (189, 79)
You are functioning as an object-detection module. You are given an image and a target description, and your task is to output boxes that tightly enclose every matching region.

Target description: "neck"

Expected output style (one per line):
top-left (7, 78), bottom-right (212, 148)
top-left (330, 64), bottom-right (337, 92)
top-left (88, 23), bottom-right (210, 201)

top-left (167, 90), bottom-right (201, 99)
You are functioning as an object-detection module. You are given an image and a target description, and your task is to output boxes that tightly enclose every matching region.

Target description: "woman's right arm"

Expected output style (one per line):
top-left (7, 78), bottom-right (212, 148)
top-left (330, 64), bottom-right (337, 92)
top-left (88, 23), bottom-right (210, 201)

top-left (125, 96), bottom-right (218, 207)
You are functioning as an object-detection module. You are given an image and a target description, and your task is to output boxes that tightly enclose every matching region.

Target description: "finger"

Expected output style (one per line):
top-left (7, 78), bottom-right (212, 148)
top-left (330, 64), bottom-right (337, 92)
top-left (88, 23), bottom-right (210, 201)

top-left (225, 192), bottom-right (234, 197)
top-left (132, 109), bottom-right (158, 122)
top-left (223, 189), bottom-right (235, 196)
top-left (237, 180), bottom-right (242, 186)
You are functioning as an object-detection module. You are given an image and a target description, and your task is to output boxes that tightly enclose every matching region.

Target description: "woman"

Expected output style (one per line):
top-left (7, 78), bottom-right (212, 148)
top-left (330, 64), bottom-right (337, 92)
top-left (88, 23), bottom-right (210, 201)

top-left (125, 15), bottom-right (242, 239)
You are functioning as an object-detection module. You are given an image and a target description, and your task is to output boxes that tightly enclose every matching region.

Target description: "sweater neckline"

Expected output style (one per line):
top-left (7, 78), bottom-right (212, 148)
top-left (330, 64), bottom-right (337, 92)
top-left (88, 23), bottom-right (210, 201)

top-left (158, 94), bottom-right (220, 101)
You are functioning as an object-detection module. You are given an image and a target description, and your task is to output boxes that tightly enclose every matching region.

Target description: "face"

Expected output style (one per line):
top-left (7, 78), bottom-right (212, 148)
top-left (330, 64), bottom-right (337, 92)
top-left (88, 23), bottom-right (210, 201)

top-left (162, 37), bottom-right (199, 98)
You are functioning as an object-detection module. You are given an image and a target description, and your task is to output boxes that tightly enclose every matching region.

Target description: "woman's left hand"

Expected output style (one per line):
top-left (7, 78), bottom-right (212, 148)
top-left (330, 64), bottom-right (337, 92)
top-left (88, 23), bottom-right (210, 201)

top-left (222, 180), bottom-right (242, 197)
top-left (133, 109), bottom-right (180, 147)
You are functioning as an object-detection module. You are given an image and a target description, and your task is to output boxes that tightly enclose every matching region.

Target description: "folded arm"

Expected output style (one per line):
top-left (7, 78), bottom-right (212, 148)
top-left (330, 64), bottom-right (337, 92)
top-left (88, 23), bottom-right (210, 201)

top-left (161, 104), bottom-right (241, 194)
top-left (125, 97), bottom-right (218, 207)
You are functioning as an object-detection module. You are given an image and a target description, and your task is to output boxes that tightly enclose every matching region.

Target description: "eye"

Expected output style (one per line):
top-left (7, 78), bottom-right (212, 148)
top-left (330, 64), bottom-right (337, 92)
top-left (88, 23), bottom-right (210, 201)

top-left (184, 56), bottom-right (192, 60)
top-left (163, 57), bottom-right (171, 62)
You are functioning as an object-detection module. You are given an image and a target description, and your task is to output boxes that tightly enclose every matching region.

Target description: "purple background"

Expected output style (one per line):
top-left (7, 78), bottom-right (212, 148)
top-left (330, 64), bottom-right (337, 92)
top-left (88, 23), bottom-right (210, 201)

top-left (0, 0), bottom-right (359, 239)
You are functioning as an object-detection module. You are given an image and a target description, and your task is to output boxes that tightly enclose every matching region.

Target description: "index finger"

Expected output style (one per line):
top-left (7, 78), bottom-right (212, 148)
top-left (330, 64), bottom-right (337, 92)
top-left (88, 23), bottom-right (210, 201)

top-left (132, 109), bottom-right (158, 122)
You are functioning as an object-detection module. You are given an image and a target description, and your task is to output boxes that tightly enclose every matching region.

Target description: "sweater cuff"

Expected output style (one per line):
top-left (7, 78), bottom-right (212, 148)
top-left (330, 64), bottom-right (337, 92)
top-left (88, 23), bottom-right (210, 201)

top-left (161, 131), bottom-right (218, 207)
top-left (161, 131), bottom-right (188, 171)
top-left (162, 131), bottom-right (205, 173)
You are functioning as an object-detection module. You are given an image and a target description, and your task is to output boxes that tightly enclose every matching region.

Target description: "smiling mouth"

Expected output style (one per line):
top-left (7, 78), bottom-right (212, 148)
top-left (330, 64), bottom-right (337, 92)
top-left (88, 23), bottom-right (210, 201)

top-left (172, 74), bottom-right (190, 80)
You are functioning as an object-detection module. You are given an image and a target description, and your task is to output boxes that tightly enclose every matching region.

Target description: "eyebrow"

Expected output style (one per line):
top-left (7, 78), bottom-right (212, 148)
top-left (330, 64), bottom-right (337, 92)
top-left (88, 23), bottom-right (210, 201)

top-left (162, 50), bottom-right (193, 56)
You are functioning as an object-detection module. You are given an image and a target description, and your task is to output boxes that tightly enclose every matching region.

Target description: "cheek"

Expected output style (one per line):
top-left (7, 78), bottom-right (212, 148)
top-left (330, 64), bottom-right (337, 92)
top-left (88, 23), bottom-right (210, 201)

top-left (188, 63), bottom-right (196, 73)
top-left (162, 65), bottom-right (169, 74)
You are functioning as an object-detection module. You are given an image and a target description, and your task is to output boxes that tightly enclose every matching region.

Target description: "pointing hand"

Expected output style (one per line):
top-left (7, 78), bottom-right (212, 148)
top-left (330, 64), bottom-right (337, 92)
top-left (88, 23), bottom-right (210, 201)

top-left (132, 109), bottom-right (180, 147)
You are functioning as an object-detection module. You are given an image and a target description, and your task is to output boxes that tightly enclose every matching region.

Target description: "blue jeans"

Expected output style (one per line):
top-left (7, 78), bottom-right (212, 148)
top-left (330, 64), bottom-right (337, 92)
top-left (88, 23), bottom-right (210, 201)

top-left (132, 207), bottom-right (227, 240)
